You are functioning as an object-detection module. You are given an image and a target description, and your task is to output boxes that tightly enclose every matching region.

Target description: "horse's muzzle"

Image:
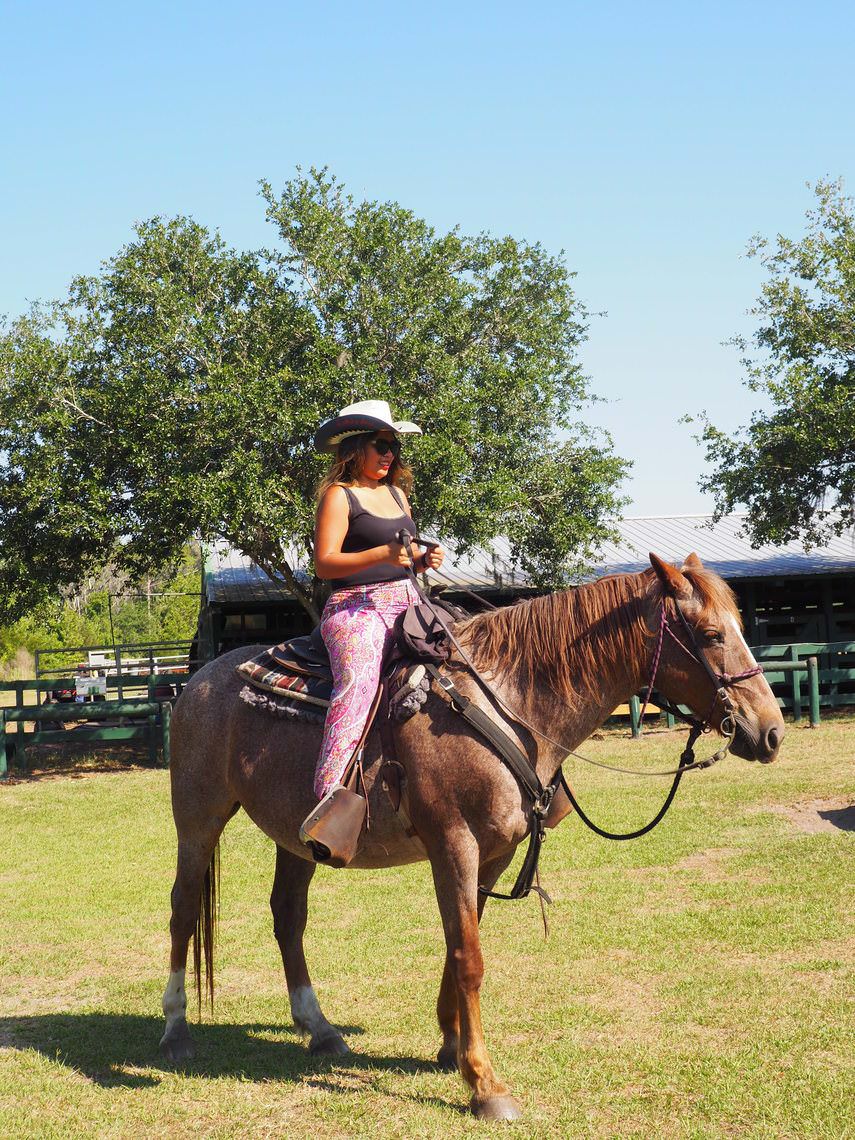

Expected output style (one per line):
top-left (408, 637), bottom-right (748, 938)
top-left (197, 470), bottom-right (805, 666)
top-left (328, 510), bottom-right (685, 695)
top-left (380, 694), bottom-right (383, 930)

top-left (729, 713), bottom-right (784, 763)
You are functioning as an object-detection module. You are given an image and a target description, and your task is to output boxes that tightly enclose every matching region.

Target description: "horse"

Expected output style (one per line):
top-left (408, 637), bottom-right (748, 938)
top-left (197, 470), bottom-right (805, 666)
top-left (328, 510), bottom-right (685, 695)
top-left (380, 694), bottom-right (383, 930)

top-left (159, 553), bottom-right (784, 1121)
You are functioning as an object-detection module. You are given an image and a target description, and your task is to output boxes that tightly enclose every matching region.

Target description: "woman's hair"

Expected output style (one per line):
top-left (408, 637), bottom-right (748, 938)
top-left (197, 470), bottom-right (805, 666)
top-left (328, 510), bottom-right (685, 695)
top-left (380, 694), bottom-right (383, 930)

top-left (315, 433), bottom-right (414, 500)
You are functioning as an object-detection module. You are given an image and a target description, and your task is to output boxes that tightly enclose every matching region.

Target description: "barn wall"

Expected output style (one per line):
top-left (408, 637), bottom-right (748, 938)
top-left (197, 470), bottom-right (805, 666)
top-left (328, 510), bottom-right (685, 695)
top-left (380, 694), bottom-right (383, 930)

top-left (731, 575), bottom-right (855, 646)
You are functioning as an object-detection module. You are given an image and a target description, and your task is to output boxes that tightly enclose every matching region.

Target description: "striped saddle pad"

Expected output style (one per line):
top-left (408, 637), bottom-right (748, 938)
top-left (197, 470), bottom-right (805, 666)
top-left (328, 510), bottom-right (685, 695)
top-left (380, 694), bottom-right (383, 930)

top-left (236, 639), bottom-right (430, 723)
top-left (236, 645), bottom-right (333, 709)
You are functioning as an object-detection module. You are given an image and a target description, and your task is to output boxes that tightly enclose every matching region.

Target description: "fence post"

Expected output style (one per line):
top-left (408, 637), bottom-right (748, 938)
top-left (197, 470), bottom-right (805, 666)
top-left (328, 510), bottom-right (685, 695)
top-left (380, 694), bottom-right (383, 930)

top-left (807, 657), bottom-right (820, 727)
top-left (160, 700), bottom-right (172, 767)
top-left (790, 645), bottom-right (802, 722)
top-left (0, 709), bottom-right (7, 778)
top-left (147, 713), bottom-right (157, 766)
top-left (16, 712), bottom-right (27, 772)
top-left (630, 694), bottom-right (641, 738)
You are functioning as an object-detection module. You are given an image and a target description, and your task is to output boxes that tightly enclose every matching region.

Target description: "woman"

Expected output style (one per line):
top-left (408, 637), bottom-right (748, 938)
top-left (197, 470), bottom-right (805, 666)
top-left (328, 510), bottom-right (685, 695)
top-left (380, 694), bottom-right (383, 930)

top-left (301, 399), bottom-right (445, 845)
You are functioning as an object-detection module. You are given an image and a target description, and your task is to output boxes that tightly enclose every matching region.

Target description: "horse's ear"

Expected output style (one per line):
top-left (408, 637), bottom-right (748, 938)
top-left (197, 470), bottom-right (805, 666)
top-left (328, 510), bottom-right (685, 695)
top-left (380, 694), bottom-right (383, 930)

top-left (682, 552), bottom-right (703, 571)
top-left (649, 553), bottom-right (693, 599)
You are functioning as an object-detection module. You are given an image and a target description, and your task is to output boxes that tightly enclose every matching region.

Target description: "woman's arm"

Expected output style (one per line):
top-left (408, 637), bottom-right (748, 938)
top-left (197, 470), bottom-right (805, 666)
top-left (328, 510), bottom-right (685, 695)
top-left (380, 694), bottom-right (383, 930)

top-left (313, 486), bottom-right (411, 579)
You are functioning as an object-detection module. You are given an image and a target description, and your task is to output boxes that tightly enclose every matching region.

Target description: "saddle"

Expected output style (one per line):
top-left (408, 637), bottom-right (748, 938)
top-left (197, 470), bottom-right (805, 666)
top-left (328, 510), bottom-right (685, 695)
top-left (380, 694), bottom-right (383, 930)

top-left (235, 621), bottom-right (432, 723)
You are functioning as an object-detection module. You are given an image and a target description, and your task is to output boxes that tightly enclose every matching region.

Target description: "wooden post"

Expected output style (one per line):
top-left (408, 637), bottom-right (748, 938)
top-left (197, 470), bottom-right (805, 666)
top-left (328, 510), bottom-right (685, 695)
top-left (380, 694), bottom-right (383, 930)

top-left (0, 709), bottom-right (7, 778)
top-left (147, 713), bottom-right (157, 766)
top-left (808, 657), bottom-right (820, 727)
top-left (16, 708), bottom-right (27, 772)
top-left (160, 700), bottom-right (172, 767)
top-left (790, 645), bottom-right (802, 722)
top-left (630, 694), bottom-right (641, 738)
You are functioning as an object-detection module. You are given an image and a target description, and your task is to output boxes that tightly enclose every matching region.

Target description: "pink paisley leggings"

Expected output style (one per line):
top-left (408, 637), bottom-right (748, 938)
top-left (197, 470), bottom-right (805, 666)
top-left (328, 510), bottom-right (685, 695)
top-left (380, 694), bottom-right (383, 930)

top-left (315, 578), bottom-right (419, 798)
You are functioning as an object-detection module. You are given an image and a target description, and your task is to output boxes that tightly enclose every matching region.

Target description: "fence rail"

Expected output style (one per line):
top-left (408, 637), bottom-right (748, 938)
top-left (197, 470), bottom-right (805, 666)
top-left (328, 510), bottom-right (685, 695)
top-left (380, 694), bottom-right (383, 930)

top-left (622, 638), bottom-right (855, 737)
top-left (0, 672), bottom-right (185, 776)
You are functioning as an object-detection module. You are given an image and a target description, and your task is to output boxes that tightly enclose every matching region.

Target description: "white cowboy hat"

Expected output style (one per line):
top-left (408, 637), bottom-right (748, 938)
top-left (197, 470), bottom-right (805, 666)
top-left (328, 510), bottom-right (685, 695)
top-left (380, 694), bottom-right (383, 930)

top-left (313, 399), bottom-right (423, 452)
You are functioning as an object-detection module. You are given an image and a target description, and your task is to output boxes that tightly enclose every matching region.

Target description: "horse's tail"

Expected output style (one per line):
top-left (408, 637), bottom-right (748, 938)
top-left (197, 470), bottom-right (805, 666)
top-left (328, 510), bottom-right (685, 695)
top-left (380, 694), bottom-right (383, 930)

top-left (192, 841), bottom-right (220, 1013)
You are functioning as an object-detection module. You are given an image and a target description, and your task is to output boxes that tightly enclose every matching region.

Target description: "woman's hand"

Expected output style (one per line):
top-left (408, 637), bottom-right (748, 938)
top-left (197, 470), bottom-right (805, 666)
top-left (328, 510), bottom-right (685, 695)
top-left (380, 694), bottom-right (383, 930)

top-left (422, 545), bottom-right (445, 571)
top-left (385, 541), bottom-right (414, 568)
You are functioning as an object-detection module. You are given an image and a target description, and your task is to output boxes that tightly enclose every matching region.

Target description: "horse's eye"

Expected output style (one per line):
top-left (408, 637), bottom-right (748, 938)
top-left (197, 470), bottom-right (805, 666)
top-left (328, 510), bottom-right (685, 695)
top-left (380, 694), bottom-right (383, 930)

top-left (704, 629), bottom-right (724, 645)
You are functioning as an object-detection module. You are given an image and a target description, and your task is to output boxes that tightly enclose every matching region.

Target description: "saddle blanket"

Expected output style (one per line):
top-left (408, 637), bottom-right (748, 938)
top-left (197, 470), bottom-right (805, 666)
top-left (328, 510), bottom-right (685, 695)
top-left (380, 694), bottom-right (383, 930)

top-left (236, 645), bottom-right (429, 724)
top-left (236, 647), bottom-right (332, 706)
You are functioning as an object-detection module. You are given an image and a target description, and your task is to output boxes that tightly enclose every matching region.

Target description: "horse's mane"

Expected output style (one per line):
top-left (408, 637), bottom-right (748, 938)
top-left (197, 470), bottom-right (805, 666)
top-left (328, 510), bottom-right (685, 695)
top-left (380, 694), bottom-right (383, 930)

top-left (459, 562), bottom-right (741, 705)
top-left (683, 562), bottom-right (742, 629)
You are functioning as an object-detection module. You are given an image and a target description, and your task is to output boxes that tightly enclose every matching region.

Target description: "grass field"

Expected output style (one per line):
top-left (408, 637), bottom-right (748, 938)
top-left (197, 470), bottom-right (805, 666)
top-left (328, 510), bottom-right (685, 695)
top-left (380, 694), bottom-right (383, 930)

top-left (1, 718), bottom-right (853, 1139)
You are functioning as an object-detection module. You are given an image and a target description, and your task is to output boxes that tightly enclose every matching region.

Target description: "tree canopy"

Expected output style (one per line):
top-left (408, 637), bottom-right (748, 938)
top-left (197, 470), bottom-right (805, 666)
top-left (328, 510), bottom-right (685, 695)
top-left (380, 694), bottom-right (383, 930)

top-left (0, 168), bottom-right (628, 623)
top-left (694, 180), bottom-right (855, 546)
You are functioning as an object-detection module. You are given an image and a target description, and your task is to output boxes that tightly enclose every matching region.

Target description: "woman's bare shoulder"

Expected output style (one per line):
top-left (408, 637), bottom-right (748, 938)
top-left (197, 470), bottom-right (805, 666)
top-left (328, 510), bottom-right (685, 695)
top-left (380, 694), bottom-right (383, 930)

top-left (317, 484), bottom-right (350, 514)
top-left (321, 483), bottom-right (350, 502)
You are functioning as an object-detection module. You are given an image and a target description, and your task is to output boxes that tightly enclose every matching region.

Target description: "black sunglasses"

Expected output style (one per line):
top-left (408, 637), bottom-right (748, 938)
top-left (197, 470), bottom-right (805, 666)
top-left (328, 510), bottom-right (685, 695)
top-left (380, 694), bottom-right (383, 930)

top-left (369, 437), bottom-right (401, 457)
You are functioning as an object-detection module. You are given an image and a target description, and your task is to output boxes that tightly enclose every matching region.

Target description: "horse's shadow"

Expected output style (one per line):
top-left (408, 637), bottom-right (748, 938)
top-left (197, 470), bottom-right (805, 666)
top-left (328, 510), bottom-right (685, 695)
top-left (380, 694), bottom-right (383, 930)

top-left (0, 1012), bottom-right (444, 1091)
top-left (819, 805), bottom-right (855, 831)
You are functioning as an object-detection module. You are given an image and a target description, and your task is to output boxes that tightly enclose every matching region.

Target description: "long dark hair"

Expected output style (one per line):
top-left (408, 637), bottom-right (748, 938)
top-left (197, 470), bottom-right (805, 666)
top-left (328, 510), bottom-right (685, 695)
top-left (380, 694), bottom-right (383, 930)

top-left (315, 433), bottom-right (414, 500)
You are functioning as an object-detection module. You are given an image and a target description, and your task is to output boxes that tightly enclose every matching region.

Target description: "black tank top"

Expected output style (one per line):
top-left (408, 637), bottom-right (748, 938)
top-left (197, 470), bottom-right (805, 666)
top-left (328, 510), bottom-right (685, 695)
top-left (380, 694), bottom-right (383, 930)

top-left (329, 485), bottom-right (416, 588)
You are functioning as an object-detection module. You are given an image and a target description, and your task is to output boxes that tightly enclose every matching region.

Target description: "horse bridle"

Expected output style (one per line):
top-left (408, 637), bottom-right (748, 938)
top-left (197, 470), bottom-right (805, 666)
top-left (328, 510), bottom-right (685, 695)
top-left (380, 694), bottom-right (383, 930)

top-left (639, 593), bottom-right (765, 762)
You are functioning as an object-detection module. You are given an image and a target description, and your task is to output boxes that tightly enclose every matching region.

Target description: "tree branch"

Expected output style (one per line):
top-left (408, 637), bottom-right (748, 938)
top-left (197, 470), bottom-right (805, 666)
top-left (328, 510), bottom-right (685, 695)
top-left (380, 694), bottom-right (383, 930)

top-left (55, 394), bottom-right (113, 431)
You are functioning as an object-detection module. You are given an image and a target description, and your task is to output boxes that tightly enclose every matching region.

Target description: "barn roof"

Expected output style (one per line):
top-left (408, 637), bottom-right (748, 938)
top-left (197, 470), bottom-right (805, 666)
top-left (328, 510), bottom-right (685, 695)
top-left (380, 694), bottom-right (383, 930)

top-left (203, 544), bottom-right (307, 605)
top-left (590, 514), bottom-right (855, 580)
top-left (203, 513), bottom-right (855, 605)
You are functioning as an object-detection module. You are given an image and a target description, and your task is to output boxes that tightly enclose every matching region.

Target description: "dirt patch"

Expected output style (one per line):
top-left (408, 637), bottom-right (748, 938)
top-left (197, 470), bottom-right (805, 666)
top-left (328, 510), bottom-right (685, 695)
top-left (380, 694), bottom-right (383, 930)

top-left (2, 763), bottom-right (154, 784)
top-left (1, 742), bottom-right (159, 783)
top-left (675, 847), bottom-right (738, 878)
top-left (767, 796), bottom-right (855, 834)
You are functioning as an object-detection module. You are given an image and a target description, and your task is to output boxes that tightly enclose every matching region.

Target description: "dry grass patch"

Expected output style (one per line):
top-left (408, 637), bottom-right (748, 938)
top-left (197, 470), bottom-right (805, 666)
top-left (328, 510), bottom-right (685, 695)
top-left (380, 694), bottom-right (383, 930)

top-left (764, 795), bottom-right (855, 833)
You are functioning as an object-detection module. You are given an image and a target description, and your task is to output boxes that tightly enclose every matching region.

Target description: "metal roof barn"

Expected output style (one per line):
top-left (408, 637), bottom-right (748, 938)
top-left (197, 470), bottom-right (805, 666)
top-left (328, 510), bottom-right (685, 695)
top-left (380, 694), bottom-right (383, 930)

top-left (198, 514), bottom-right (855, 657)
top-left (589, 514), bottom-right (855, 581)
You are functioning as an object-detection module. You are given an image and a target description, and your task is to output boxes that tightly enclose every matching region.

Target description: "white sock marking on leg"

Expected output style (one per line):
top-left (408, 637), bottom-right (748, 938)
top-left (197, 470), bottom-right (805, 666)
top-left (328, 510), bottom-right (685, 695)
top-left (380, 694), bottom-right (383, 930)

top-left (290, 985), bottom-right (335, 1039)
top-left (162, 969), bottom-right (187, 1034)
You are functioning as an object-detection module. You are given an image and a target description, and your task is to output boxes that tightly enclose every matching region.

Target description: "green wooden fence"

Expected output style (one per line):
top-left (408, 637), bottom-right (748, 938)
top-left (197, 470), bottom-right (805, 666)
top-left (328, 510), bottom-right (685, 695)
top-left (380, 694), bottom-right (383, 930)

top-left (754, 640), bottom-right (855, 713)
top-left (0, 671), bottom-right (186, 777)
top-left (4, 638), bottom-right (853, 774)
top-left (625, 639), bottom-right (855, 737)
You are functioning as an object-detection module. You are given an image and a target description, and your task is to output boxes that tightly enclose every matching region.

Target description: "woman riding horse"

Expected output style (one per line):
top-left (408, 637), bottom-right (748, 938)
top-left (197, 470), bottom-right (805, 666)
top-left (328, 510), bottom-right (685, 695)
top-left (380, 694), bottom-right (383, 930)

top-left (160, 524), bottom-right (784, 1119)
top-left (299, 399), bottom-right (445, 854)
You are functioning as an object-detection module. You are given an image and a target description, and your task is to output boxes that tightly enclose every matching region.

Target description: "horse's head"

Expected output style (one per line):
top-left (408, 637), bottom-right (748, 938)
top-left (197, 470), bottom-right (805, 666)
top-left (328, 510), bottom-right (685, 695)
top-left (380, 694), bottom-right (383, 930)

top-left (647, 552), bottom-right (784, 763)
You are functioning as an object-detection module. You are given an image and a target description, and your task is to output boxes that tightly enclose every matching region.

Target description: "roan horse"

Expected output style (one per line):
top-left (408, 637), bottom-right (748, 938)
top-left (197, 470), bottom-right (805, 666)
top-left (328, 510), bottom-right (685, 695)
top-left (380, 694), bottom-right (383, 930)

top-left (159, 553), bottom-right (784, 1120)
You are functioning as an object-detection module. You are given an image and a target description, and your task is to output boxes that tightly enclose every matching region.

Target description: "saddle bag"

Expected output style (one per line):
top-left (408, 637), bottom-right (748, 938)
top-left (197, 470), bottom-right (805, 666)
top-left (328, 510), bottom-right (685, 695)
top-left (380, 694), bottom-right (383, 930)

top-left (395, 597), bottom-right (465, 665)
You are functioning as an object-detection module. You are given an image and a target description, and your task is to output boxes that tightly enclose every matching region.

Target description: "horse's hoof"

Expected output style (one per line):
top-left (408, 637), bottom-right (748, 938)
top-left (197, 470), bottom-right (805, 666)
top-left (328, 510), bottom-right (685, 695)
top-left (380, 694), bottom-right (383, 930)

top-left (159, 1020), bottom-right (195, 1064)
top-left (436, 1044), bottom-right (458, 1071)
top-left (309, 1030), bottom-right (350, 1056)
top-left (471, 1094), bottom-right (523, 1121)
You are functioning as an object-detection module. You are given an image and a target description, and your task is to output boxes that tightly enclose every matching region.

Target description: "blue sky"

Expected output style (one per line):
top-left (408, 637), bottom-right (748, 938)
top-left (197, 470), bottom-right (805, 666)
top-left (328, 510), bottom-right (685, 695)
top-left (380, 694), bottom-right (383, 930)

top-left (3, 1), bottom-right (854, 515)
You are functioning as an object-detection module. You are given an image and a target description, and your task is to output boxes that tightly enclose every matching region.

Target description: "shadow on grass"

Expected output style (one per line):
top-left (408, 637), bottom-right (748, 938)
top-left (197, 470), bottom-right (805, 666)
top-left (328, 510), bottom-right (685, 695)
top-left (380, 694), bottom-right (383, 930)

top-left (819, 805), bottom-right (855, 831)
top-left (0, 1012), bottom-right (446, 1091)
top-left (303, 1073), bottom-right (466, 1115)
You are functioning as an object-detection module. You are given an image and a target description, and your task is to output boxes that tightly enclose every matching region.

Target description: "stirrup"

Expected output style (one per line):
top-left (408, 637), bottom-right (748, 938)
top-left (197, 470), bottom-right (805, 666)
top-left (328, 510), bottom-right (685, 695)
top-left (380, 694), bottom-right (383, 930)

top-left (298, 782), bottom-right (367, 868)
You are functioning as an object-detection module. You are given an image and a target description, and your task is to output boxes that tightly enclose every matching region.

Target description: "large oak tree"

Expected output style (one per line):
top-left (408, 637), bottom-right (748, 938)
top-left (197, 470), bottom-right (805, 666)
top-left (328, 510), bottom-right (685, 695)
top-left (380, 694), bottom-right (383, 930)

top-left (0, 169), bottom-right (628, 622)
